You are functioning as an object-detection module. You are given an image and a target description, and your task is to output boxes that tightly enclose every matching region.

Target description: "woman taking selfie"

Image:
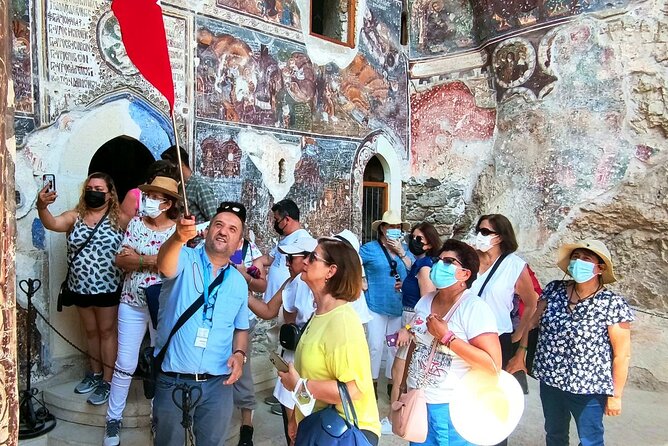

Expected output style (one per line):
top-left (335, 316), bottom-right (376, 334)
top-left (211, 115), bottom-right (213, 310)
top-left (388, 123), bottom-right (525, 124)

top-left (37, 172), bottom-right (130, 405)
top-left (279, 238), bottom-right (380, 445)
top-left (528, 240), bottom-right (633, 446)
top-left (403, 239), bottom-right (501, 445)
top-left (103, 176), bottom-right (180, 446)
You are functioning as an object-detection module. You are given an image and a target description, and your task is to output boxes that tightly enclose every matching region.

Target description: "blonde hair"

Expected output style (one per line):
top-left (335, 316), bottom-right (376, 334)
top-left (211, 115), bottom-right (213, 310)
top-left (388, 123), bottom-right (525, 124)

top-left (75, 172), bottom-right (122, 230)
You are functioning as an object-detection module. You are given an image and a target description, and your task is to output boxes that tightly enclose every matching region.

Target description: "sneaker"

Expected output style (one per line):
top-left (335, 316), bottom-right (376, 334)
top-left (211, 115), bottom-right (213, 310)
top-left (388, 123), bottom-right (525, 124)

top-left (103, 419), bottom-right (122, 446)
top-left (270, 403), bottom-right (283, 416)
top-left (264, 395), bottom-right (279, 405)
top-left (238, 424), bottom-right (254, 446)
top-left (74, 372), bottom-right (102, 394)
top-left (380, 417), bottom-right (393, 435)
top-left (87, 380), bottom-right (111, 405)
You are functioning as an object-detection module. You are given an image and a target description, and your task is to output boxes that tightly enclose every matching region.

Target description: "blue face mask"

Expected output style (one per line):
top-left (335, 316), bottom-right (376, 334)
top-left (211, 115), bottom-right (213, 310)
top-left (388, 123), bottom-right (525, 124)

top-left (429, 261), bottom-right (459, 289)
top-left (386, 228), bottom-right (403, 240)
top-left (567, 259), bottom-right (596, 283)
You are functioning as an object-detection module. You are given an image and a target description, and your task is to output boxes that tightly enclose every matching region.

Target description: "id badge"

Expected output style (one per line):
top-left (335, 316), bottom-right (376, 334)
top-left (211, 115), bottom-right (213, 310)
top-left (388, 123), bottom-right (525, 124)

top-left (194, 327), bottom-right (209, 348)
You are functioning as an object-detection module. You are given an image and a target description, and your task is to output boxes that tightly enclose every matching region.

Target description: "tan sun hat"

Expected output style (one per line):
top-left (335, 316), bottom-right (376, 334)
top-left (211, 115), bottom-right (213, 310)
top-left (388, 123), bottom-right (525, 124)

top-left (371, 210), bottom-right (409, 232)
top-left (557, 239), bottom-right (616, 284)
top-left (138, 176), bottom-right (182, 201)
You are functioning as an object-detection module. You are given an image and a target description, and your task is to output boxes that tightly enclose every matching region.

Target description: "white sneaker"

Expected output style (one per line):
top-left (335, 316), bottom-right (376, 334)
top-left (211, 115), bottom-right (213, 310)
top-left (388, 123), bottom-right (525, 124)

top-left (380, 417), bottom-right (393, 435)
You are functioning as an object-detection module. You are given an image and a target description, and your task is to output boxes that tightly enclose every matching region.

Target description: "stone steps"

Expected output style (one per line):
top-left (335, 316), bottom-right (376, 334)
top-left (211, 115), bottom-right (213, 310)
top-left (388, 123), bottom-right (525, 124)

top-left (43, 379), bottom-right (151, 428)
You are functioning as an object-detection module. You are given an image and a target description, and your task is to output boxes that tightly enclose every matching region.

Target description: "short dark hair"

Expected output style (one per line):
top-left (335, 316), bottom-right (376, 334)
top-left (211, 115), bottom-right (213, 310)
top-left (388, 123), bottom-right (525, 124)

top-left (411, 222), bottom-right (442, 257)
top-left (145, 160), bottom-right (178, 183)
top-left (318, 238), bottom-right (362, 301)
top-left (272, 199), bottom-right (299, 221)
top-left (164, 196), bottom-right (181, 220)
top-left (161, 145), bottom-right (190, 168)
top-left (216, 201), bottom-right (247, 225)
top-left (439, 239), bottom-right (480, 289)
top-left (476, 214), bottom-right (518, 255)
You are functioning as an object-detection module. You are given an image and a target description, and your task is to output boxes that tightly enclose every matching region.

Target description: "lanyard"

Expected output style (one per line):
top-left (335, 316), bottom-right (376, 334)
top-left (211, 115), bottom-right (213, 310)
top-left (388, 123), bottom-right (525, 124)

top-left (378, 240), bottom-right (400, 279)
top-left (200, 248), bottom-right (228, 323)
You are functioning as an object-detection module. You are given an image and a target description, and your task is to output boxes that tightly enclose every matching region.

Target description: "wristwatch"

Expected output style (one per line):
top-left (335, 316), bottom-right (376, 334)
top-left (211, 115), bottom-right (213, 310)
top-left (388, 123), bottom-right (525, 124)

top-left (233, 349), bottom-right (247, 364)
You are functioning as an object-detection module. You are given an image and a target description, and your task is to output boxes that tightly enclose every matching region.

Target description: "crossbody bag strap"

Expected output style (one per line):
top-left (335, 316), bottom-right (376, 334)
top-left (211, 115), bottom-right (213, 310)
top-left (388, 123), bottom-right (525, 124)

top-left (65, 209), bottom-right (111, 277)
top-left (241, 239), bottom-right (249, 265)
top-left (378, 240), bottom-right (399, 277)
top-left (155, 265), bottom-right (230, 365)
top-left (477, 253), bottom-right (509, 297)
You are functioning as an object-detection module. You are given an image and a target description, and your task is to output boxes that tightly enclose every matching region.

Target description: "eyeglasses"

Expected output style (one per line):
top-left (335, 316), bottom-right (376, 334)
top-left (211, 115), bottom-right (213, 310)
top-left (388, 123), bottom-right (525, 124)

top-left (477, 228), bottom-right (497, 236)
top-left (286, 253), bottom-right (307, 263)
top-left (307, 251), bottom-right (333, 265)
top-left (432, 256), bottom-right (465, 268)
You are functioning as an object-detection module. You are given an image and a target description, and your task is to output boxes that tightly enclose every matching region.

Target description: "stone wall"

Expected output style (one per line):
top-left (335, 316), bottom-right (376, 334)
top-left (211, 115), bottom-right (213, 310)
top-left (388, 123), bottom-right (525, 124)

top-left (1, 0), bottom-right (19, 442)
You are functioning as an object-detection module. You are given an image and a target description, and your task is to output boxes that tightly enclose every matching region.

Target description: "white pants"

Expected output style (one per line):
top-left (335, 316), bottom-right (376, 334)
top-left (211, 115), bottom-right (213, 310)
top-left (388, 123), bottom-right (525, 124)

top-left (366, 310), bottom-right (401, 380)
top-left (107, 303), bottom-right (155, 421)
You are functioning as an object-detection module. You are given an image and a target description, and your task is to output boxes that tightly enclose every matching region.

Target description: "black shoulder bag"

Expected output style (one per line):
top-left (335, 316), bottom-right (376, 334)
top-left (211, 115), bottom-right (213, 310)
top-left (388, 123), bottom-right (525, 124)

top-left (279, 314), bottom-right (314, 351)
top-left (139, 265), bottom-right (229, 399)
top-left (57, 210), bottom-right (110, 311)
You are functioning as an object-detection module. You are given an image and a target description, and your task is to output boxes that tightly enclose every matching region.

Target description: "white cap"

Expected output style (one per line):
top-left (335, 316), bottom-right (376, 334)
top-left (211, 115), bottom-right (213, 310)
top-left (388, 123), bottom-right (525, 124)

top-left (332, 229), bottom-right (360, 252)
top-left (278, 237), bottom-right (318, 255)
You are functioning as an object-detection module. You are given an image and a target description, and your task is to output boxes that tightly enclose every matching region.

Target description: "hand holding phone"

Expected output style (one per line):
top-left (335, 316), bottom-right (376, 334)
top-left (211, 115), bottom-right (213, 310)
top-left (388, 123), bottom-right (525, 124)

top-left (42, 174), bottom-right (56, 193)
top-left (386, 332), bottom-right (399, 347)
top-left (269, 351), bottom-right (289, 373)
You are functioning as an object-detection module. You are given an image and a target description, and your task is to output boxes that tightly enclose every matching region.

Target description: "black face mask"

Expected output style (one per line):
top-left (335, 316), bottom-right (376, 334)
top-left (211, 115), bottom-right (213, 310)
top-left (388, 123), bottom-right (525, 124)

top-left (408, 235), bottom-right (425, 256)
top-left (274, 218), bottom-right (286, 236)
top-left (84, 190), bottom-right (107, 208)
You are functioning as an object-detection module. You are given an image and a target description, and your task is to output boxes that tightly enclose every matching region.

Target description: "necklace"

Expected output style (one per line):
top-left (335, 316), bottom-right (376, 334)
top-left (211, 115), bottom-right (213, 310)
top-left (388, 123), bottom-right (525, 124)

top-left (568, 283), bottom-right (602, 306)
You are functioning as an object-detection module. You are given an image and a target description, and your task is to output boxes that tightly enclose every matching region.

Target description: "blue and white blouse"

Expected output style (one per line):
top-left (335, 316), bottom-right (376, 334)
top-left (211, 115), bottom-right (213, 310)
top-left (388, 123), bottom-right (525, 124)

top-left (533, 280), bottom-right (634, 395)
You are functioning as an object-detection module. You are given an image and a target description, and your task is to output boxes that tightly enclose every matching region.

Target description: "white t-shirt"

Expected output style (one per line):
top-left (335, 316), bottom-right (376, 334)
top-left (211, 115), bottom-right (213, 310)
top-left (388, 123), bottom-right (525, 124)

top-left (469, 253), bottom-right (526, 334)
top-left (264, 228), bottom-right (311, 303)
top-left (282, 273), bottom-right (315, 326)
top-left (406, 290), bottom-right (498, 404)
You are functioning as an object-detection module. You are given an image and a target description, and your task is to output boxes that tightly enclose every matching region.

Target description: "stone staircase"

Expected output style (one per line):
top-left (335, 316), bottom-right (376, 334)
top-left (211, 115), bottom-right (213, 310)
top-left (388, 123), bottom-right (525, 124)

top-left (19, 355), bottom-right (277, 445)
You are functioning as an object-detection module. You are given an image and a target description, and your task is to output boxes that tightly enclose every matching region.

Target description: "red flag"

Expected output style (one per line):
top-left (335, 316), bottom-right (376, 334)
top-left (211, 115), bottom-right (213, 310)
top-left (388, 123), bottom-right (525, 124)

top-left (112, 0), bottom-right (175, 112)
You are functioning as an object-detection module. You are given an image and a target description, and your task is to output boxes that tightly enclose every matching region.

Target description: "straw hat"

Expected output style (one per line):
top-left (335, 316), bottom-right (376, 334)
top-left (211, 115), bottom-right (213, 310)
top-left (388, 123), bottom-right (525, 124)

top-left (557, 239), bottom-right (616, 284)
top-left (450, 370), bottom-right (525, 445)
top-left (371, 210), bottom-right (409, 232)
top-left (138, 176), bottom-right (182, 201)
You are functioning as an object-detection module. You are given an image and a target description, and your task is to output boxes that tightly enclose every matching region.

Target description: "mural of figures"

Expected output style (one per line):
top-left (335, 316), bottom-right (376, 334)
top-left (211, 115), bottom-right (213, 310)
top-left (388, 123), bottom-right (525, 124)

top-left (410, 0), bottom-right (476, 57)
top-left (217, 0), bottom-right (301, 29)
top-left (492, 37), bottom-right (536, 89)
top-left (96, 11), bottom-right (138, 75)
top-left (195, 16), bottom-right (408, 148)
top-left (201, 137), bottom-right (242, 178)
top-left (11, 0), bottom-right (34, 114)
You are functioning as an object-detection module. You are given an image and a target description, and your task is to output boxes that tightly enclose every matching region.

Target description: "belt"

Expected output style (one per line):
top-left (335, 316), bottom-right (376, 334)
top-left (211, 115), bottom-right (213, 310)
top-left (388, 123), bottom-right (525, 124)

top-left (162, 371), bottom-right (222, 382)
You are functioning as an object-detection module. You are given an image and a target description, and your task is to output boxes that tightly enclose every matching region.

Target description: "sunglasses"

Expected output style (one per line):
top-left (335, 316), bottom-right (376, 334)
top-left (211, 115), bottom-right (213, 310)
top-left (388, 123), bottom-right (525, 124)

top-left (432, 256), bottom-right (465, 268)
top-left (307, 251), bottom-right (333, 265)
top-left (286, 253), bottom-right (307, 263)
top-left (477, 228), bottom-right (497, 236)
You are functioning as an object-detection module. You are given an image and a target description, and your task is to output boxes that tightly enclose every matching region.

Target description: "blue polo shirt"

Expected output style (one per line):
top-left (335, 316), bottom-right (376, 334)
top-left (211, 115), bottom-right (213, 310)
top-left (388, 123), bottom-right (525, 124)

top-left (155, 244), bottom-right (249, 375)
top-left (360, 240), bottom-right (411, 317)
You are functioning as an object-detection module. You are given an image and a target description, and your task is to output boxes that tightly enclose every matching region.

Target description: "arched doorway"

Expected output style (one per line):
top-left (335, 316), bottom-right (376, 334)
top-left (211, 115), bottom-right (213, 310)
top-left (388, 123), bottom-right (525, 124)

top-left (88, 136), bottom-right (155, 201)
top-left (362, 156), bottom-right (387, 243)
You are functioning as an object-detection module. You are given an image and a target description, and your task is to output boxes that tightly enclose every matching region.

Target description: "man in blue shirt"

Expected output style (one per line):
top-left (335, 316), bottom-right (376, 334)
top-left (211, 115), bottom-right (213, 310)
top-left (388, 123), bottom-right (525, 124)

top-left (153, 201), bottom-right (250, 446)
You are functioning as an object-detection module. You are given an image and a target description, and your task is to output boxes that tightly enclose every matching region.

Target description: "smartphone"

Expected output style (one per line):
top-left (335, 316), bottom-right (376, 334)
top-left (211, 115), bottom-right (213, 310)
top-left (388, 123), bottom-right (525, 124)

top-left (386, 332), bottom-right (398, 347)
top-left (269, 351), bottom-right (289, 373)
top-left (42, 174), bottom-right (56, 193)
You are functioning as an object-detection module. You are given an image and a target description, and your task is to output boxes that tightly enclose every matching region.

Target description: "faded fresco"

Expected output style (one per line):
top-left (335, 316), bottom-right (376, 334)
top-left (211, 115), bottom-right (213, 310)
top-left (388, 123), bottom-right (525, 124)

top-left (195, 12), bottom-right (408, 148)
top-left (194, 121), bottom-right (357, 251)
top-left (410, 81), bottom-right (496, 178)
top-left (409, 0), bottom-right (633, 58)
top-left (217, 0), bottom-right (301, 29)
top-left (11, 0), bottom-right (34, 114)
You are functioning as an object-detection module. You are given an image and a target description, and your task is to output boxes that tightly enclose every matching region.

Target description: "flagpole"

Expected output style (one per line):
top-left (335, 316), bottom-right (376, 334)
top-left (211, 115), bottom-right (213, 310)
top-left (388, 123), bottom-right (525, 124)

top-left (170, 109), bottom-right (190, 217)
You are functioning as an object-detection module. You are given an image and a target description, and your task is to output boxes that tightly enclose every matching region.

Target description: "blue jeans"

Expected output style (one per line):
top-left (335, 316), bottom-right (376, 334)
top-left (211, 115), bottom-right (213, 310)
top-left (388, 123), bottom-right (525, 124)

top-left (410, 403), bottom-right (473, 446)
top-left (153, 373), bottom-right (233, 446)
top-left (540, 382), bottom-right (607, 446)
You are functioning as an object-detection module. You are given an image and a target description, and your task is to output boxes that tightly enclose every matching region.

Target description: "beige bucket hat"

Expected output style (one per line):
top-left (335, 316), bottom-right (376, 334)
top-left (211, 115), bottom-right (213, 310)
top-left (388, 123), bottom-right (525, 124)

top-left (557, 239), bottom-right (616, 284)
top-left (138, 176), bottom-right (182, 201)
top-left (371, 210), bottom-right (409, 232)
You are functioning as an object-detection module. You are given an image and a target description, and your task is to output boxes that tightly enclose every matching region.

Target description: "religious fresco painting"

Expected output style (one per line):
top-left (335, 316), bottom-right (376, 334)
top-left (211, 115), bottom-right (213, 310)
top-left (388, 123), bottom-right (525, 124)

top-left (195, 14), bottom-right (408, 149)
top-left (408, 0), bottom-right (633, 58)
top-left (11, 0), bottom-right (35, 115)
top-left (217, 0), bottom-right (302, 30)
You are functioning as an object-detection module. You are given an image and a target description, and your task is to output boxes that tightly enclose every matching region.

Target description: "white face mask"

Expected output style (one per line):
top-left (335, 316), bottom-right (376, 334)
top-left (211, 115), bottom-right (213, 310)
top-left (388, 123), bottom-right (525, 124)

top-left (143, 197), bottom-right (165, 218)
top-left (475, 232), bottom-right (497, 252)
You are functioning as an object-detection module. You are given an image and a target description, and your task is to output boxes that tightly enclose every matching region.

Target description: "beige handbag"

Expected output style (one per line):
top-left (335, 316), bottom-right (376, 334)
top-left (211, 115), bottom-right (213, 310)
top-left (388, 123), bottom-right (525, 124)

top-left (391, 293), bottom-right (469, 442)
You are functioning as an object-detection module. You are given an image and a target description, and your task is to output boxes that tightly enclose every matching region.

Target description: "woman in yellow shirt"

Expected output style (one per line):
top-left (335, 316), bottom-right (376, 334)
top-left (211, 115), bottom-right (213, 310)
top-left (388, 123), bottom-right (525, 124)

top-left (279, 237), bottom-right (381, 445)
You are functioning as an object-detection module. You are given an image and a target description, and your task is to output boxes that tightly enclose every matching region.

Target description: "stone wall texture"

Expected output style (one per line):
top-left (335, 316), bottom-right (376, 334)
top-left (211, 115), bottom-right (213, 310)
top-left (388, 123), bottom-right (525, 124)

top-left (1, 0), bottom-right (19, 442)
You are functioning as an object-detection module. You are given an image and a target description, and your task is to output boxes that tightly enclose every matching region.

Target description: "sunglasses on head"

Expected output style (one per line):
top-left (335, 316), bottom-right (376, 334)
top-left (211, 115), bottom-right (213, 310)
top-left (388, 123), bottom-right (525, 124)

top-left (477, 228), bottom-right (497, 236)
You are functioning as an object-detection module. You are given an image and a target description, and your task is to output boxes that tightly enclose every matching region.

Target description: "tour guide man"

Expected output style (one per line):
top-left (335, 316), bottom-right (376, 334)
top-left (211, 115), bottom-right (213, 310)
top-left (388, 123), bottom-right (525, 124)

top-left (153, 202), bottom-right (250, 446)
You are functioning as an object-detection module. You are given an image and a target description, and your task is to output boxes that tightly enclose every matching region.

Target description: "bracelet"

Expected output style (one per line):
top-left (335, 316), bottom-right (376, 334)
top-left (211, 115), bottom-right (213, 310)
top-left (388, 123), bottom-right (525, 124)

top-left (518, 345), bottom-right (528, 351)
top-left (138, 255), bottom-right (143, 271)
top-left (248, 277), bottom-right (253, 287)
top-left (440, 330), bottom-right (455, 346)
top-left (398, 253), bottom-right (407, 259)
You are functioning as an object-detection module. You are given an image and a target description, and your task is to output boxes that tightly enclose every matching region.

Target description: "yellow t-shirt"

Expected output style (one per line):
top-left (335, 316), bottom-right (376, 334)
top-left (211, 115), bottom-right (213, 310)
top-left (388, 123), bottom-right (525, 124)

top-left (294, 303), bottom-right (380, 437)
